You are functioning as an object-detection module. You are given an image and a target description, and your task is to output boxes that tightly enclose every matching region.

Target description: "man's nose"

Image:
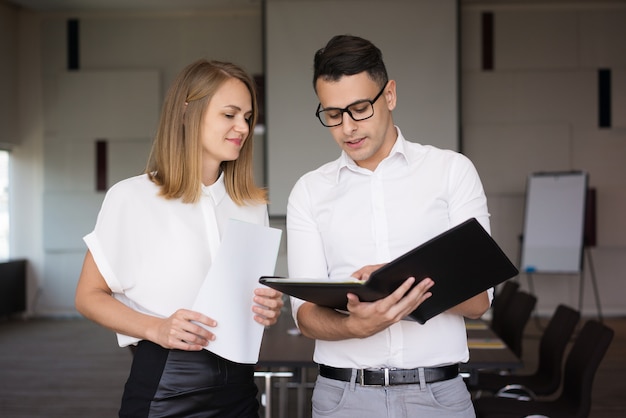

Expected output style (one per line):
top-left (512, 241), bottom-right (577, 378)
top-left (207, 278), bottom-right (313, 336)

top-left (341, 111), bottom-right (357, 134)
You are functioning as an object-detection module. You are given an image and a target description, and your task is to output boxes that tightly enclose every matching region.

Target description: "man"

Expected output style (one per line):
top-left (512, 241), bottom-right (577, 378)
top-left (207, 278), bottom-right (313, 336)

top-left (286, 34), bottom-right (492, 417)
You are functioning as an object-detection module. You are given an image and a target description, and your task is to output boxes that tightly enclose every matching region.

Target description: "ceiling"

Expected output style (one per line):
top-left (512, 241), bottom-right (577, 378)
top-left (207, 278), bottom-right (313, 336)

top-left (6, 0), bottom-right (614, 13)
top-left (5, 0), bottom-right (262, 13)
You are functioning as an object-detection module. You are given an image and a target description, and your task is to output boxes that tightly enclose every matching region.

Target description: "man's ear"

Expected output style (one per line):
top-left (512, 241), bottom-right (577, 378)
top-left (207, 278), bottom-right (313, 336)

top-left (385, 80), bottom-right (397, 111)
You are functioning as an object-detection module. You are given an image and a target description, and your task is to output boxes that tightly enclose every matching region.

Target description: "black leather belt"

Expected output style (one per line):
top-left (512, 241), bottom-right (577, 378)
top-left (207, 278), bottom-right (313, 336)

top-left (319, 364), bottom-right (459, 386)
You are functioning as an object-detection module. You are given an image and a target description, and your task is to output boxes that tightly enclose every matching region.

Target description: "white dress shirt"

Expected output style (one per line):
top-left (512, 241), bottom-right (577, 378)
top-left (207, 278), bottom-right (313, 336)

top-left (287, 127), bottom-right (491, 369)
top-left (84, 173), bottom-right (269, 347)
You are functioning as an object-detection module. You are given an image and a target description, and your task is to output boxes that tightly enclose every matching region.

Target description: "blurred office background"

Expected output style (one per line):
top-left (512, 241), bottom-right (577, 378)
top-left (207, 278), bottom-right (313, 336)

top-left (0, 0), bottom-right (624, 319)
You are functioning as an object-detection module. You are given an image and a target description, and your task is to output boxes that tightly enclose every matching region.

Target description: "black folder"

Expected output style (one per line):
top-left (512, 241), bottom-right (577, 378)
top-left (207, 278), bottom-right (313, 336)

top-left (259, 217), bottom-right (519, 324)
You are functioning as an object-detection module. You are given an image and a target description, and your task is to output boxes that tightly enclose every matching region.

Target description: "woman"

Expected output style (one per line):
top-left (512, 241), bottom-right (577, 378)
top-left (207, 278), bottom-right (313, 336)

top-left (75, 59), bottom-right (283, 417)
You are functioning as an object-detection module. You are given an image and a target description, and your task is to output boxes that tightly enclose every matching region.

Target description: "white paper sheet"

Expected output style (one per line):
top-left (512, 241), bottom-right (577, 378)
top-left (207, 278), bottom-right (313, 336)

top-left (191, 219), bottom-right (282, 363)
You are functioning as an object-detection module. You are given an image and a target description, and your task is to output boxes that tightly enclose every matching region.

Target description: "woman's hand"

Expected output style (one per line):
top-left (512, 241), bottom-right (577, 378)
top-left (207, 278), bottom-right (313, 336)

top-left (252, 288), bottom-right (284, 326)
top-left (152, 309), bottom-right (217, 351)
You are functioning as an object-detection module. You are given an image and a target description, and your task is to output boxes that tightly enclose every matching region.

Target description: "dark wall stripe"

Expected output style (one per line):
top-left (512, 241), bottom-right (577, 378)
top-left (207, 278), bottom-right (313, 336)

top-left (598, 69), bottom-right (612, 128)
top-left (584, 188), bottom-right (596, 248)
top-left (481, 12), bottom-right (494, 71)
top-left (96, 140), bottom-right (107, 192)
top-left (67, 19), bottom-right (79, 70)
top-left (254, 74), bottom-right (265, 126)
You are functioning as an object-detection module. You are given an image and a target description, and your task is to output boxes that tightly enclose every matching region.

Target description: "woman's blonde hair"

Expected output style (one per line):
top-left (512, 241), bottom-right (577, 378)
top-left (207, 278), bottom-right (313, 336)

top-left (145, 59), bottom-right (267, 205)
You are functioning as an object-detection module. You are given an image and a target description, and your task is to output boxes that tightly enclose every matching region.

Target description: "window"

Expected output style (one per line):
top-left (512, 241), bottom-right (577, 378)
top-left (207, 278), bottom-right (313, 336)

top-left (0, 150), bottom-right (9, 260)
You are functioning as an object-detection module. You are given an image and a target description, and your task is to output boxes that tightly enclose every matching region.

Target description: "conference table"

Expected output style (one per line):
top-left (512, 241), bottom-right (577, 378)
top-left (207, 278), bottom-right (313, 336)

top-left (257, 313), bottom-right (316, 418)
top-left (462, 318), bottom-right (522, 384)
top-left (257, 314), bottom-right (521, 418)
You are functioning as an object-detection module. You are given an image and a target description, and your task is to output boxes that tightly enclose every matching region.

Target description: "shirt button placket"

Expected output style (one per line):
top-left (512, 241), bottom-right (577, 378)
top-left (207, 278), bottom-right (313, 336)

top-left (371, 172), bottom-right (390, 262)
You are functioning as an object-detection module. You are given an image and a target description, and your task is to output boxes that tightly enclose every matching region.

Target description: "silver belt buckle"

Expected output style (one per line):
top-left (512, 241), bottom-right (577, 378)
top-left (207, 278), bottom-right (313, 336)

top-left (359, 368), bottom-right (390, 386)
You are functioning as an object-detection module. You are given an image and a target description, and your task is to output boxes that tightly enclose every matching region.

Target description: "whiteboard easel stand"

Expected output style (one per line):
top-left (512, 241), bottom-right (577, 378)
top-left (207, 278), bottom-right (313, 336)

top-left (519, 172), bottom-right (603, 324)
top-left (580, 247), bottom-right (603, 323)
top-left (523, 248), bottom-right (603, 325)
top-left (523, 271), bottom-right (542, 331)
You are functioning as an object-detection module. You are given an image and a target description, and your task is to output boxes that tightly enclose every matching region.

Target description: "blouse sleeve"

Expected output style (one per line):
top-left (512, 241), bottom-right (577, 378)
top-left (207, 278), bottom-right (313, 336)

top-left (83, 177), bottom-right (146, 294)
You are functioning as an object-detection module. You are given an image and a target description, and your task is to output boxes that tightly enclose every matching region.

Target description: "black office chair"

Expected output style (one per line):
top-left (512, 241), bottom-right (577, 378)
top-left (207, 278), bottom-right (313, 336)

top-left (498, 290), bottom-right (537, 359)
top-left (490, 280), bottom-right (520, 337)
top-left (473, 319), bottom-right (614, 418)
top-left (470, 304), bottom-right (580, 398)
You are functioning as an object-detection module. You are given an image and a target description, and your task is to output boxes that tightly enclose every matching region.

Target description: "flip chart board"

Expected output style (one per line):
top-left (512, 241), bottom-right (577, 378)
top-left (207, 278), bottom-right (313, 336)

top-left (520, 171), bottom-right (588, 274)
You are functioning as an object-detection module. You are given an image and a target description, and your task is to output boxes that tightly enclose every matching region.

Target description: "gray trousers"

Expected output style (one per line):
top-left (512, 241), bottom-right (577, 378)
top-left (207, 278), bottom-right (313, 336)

top-left (311, 372), bottom-right (475, 418)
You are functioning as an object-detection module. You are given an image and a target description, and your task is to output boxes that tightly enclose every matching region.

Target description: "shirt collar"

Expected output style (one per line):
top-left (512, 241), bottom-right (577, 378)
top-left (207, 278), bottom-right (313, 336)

top-left (201, 171), bottom-right (226, 204)
top-left (336, 126), bottom-right (409, 183)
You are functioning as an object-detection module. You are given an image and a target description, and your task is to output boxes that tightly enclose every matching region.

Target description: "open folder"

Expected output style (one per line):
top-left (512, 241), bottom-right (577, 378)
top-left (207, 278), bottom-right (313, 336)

top-left (260, 218), bottom-right (519, 324)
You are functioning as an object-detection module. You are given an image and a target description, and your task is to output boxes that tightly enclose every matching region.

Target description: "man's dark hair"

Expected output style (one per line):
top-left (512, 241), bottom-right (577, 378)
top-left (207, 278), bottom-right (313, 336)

top-left (313, 34), bottom-right (388, 92)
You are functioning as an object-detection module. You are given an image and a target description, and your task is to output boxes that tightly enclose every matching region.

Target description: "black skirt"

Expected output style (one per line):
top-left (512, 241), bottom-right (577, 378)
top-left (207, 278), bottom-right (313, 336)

top-left (119, 340), bottom-right (259, 418)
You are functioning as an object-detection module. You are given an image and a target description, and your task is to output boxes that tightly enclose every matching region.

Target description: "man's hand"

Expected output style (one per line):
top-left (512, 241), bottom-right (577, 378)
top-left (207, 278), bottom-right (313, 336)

top-left (344, 276), bottom-right (434, 338)
top-left (351, 263), bottom-right (387, 281)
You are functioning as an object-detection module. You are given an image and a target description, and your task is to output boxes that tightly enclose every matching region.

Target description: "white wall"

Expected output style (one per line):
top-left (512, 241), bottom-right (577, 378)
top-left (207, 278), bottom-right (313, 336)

top-left (40, 70), bottom-right (159, 313)
top-left (265, 0), bottom-right (459, 215)
top-left (11, 9), bottom-right (46, 316)
top-left (461, 2), bottom-right (626, 316)
top-left (6, 4), bottom-right (264, 316)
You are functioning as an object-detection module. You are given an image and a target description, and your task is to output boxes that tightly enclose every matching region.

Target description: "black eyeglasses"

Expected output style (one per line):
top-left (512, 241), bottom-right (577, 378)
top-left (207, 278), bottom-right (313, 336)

top-left (315, 83), bottom-right (387, 127)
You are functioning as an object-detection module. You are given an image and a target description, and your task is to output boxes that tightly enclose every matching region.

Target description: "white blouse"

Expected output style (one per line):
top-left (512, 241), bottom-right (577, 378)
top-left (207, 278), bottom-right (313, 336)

top-left (84, 173), bottom-right (268, 347)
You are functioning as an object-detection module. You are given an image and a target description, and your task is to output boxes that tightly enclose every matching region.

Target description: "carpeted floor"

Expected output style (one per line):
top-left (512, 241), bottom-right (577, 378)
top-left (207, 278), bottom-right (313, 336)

top-left (0, 314), bottom-right (624, 417)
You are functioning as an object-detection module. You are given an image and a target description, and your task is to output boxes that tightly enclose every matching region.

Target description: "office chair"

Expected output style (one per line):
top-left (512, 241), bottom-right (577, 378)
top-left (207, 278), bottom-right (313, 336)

top-left (490, 280), bottom-right (520, 337)
top-left (470, 304), bottom-right (580, 398)
top-left (473, 319), bottom-right (614, 418)
top-left (498, 290), bottom-right (537, 359)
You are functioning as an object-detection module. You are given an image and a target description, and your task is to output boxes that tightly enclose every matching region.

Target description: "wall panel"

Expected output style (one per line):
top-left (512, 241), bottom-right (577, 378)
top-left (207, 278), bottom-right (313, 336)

top-left (265, 0), bottom-right (459, 215)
